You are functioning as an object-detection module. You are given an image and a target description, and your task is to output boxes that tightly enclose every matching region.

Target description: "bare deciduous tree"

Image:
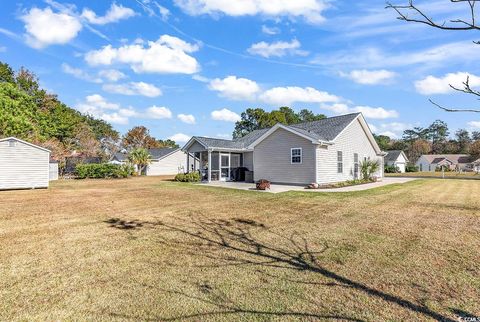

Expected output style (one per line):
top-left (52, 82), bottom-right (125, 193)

top-left (386, 0), bottom-right (480, 112)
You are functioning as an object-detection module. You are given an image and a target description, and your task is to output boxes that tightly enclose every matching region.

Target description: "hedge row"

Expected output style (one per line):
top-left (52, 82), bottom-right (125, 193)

top-left (75, 163), bottom-right (135, 179)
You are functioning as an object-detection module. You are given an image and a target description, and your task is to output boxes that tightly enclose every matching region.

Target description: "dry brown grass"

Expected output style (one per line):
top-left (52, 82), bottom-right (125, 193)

top-left (0, 177), bottom-right (479, 321)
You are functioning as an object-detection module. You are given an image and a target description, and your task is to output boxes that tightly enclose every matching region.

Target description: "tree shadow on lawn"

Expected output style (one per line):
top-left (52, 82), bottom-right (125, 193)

top-left (105, 216), bottom-right (456, 321)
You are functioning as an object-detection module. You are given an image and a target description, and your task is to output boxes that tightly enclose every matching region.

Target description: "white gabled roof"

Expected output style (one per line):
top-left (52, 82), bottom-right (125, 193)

top-left (0, 137), bottom-right (51, 153)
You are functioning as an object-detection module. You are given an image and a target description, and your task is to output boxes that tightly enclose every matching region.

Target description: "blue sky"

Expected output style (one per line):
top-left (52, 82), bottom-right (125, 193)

top-left (1, 0), bottom-right (480, 143)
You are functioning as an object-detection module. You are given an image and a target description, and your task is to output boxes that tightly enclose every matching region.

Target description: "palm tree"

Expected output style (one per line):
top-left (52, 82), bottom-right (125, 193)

top-left (128, 148), bottom-right (151, 175)
top-left (360, 159), bottom-right (380, 181)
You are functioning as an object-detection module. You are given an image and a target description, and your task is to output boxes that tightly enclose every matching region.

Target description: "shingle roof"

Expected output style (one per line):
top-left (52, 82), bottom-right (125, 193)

top-left (148, 147), bottom-right (179, 159)
top-left (189, 113), bottom-right (360, 150)
top-left (422, 154), bottom-right (472, 164)
top-left (113, 152), bottom-right (128, 162)
top-left (385, 150), bottom-right (404, 162)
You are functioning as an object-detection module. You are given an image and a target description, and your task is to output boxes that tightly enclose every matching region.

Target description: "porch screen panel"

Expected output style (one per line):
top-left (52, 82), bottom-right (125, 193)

top-left (211, 152), bottom-right (220, 170)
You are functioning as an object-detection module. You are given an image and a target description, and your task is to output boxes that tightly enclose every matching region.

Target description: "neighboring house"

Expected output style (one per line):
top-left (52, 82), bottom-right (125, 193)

top-left (384, 150), bottom-right (409, 173)
top-left (472, 158), bottom-right (480, 173)
top-left (0, 137), bottom-right (50, 190)
top-left (415, 154), bottom-right (472, 172)
top-left (182, 113), bottom-right (384, 185)
top-left (110, 148), bottom-right (187, 176)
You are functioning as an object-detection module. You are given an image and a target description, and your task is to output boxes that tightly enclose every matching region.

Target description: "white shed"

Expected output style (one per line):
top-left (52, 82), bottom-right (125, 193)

top-left (0, 137), bottom-right (50, 190)
top-left (384, 150), bottom-right (409, 173)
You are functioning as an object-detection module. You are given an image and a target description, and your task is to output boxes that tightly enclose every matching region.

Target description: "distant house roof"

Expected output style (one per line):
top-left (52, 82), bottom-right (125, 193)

top-left (384, 150), bottom-right (408, 163)
top-left (149, 147), bottom-right (180, 159)
top-left (421, 154), bottom-right (472, 165)
top-left (112, 152), bottom-right (128, 162)
top-left (184, 113), bottom-right (362, 151)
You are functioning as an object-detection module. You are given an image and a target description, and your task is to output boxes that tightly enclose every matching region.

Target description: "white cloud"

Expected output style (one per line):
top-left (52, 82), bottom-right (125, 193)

top-left (168, 133), bottom-right (191, 143)
top-left (247, 39), bottom-right (308, 58)
top-left (98, 69), bottom-right (126, 82)
top-left (340, 69), bottom-right (396, 85)
top-left (21, 7), bottom-right (82, 48)
top-left (262, 25), bottom-right (280, 35)
top-left (178, 114), bottom-right (196, 124)
top-left (61, 63), bottom-right (102, 83)
top-left (468, 121), bottom-right (480, 129)
top-left (75, 94), bottom-right (134, 125)
top-left (211, 108), bottom-right (241, 122)
top-left (208, 76), bottom-right (260, 100)
top-left (192, 74), bottom-right (210, 83)
top-left (81, 3), bottom-right (136, 25)
top-left (260, 86), bottom-right (340, 106)
top-left (373, 122), bottom-right (412, 138)
top-left (173, 0), bottom-right (329, 24)
top-left (321, 103), bottom-right (399, 119)
top-left (415, 72), bottom-right (480, 95)
top-left (85, 35), bottom-right (200, 74)
top-left (145, 106), bottom-right (172, 119)
top-left (103, 82), bottom-right (162, 97)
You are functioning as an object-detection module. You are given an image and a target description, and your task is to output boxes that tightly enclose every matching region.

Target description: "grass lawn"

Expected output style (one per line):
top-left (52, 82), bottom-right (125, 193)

top-left (386, 171), bottom-right (480, 179)
top-left (1, 177), bottom-right (479, 321)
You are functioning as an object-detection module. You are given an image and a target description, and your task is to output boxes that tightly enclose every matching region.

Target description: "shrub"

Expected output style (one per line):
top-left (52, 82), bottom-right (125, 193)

top-left (384, 164), bottom-right (399, 173)
top-left (360, 159), bottom-right (380, 180)
top-left (175, 172), bottom-right (201, 182)
top-left (406, 164), bottom-right (419, 173)
top-left (256, 179), bottom-right (271, 190)
top-left (75, 163), bottom-right (134, 179)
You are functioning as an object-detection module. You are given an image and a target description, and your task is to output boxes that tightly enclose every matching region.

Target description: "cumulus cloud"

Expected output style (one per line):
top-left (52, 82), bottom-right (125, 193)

top-left (211, 108), bottom-right (241, 122)
top-left (260, 86), bottom-right (340, 106)
top-left (81, 3), bottom-right (136, 25)
top-left (75, 94), bottom-right (135, 125)
top-left (468, 121), bottom-right (480, 129)
top-left (321, 103), bottom-right (399, 119)
top-left (415, 72), bottom-right (480, 95)
top-left (340, 69), bottom-right (396, 85)
top-left (21, 7), bottom-right (82, 48)
top-left (173, 0), bottom-right (329, 24)
top-left (145, 106), bottom-right (172, 119)
top-left (168, 133), bottom-right (191, 143)
top-left (98, 69), bottom-right (126, 82)
top-left (85, 35), bottom-right (200, 74)
top-left (178, 114), bottom-right (196, 124)
top-left (102, 82), bottom-right (162, 97)
top-left (247, 39), bottom-right (308, 58)
top-left (208, 76), bottom-right (260, 100)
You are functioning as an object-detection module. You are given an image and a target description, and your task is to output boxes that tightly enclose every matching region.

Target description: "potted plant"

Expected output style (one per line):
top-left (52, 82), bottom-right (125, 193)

top-left (256, 179), bottom-right (271, 190)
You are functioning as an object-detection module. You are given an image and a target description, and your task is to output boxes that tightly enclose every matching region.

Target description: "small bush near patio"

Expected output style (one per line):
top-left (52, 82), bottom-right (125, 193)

top-left (320, 178), bottom-right (375, 189)
top-left (75, 163), bottom-right (134, 179)
top-left (256, 179), bottom-right (271, 190)
top-left (174, 172), bottom-right (201, 182)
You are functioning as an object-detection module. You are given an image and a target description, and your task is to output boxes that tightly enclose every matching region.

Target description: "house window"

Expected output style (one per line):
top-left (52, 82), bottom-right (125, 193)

top-left (337, 151), bottom-right (343, 173)
top-left (291, 148), bottom-right (302, 164)
top-left (354, 153), bottom-right (359, 179)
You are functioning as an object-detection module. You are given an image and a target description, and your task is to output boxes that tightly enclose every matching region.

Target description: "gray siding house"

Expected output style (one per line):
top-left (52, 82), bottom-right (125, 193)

top-left (0, 137), bottom-right (50, 190)
top-left (182, 113), bottom-right (384, 185)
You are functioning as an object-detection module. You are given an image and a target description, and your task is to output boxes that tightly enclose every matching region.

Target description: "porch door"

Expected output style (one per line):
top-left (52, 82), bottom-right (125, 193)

top-left (220, 153), bottom-right (230, 181)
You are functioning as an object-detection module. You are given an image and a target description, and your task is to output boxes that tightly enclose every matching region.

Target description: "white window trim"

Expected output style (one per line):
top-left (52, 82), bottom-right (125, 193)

top-left (291, 148), bottom-right (302, 164)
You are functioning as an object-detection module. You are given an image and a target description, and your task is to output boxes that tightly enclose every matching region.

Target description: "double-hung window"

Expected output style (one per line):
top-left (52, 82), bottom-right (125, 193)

top-left (291, 148), bottom-right (302, 164)
top-left (337, 151), bottom-right (343, 173)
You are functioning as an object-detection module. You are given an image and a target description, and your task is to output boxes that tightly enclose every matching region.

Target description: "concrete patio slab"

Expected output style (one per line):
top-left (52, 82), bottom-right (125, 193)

top-left (199, 177), bottom-right (417, 193)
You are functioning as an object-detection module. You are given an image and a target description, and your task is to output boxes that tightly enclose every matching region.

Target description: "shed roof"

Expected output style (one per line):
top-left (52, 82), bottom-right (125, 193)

top-left (0, 137), bottom-right (51, 153)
